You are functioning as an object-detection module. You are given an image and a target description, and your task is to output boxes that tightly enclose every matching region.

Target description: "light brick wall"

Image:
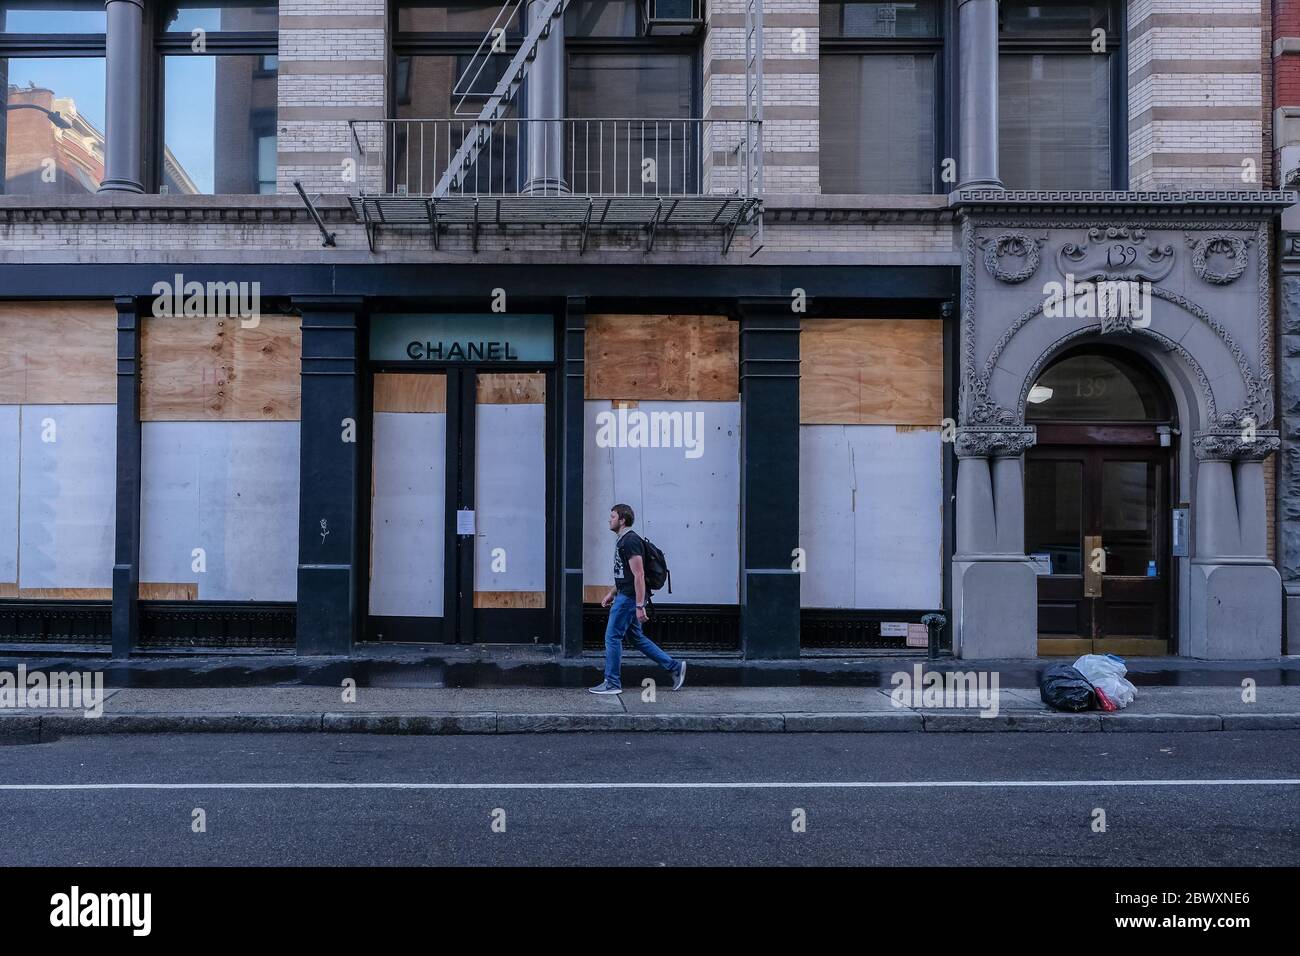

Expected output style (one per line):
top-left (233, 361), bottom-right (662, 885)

top-left (1127, 0), bottom-right (1267, 189)
top-left (275, 0), bottom-right (387, 196)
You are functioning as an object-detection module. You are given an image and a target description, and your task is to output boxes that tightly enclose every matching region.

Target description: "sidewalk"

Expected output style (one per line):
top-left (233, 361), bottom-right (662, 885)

top-left (3, 684), bottom-right (1299, 740)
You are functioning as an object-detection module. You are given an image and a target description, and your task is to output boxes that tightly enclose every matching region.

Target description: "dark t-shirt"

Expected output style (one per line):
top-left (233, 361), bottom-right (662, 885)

top-left (613, 530), bottom-right (645, 598)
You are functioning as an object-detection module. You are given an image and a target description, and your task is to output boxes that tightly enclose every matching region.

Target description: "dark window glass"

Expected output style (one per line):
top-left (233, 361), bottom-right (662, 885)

top-left (1, 55), bottom-right (105, 194)
top-left (1, 1), bottom-right (105, 32)
top-left (393, 54), bottom-right (523, 193)
top-left (1000, 0), bottom-right (1109, 36)
top-left (567, 52), bottom-right (695, 193)
top-left (820, 53), bottom-right (936, 193)
top-left (1025, 460), bottom-right (1083, 576)
top-left (820, 1), bottom-right (937, 38)
top-left (162, 55), bottom-right (276, 194)
top-left (159, 0), bottom-right (277, 33)
top-left (397, 0), bottom-right (520, 34)
top-left (566, 0), bottom-right (639, 37)
top-left (999, 53), bottom-right (1109, 190)
top-left (1026, 352), bottom-right (1170, 422)
top-left (1101, 460), bottom-right (1158, 576)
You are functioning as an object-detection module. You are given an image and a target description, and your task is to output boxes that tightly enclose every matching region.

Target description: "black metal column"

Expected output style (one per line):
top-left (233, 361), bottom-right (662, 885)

top-left (738, 302), bottom-right (801, 659)
top-left (295, 299), bottom-right (363, 656)
top-left (560, 297), bottom-right (586, 656)
top-left (111, 296), bottom-right (141, 658)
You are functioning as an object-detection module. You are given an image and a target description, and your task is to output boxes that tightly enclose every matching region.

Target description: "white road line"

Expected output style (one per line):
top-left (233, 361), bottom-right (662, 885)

top-left (0, 779), bottom-right (1297, 791)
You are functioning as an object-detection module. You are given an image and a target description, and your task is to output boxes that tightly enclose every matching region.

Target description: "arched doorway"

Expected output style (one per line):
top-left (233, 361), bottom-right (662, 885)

top-left (1023, 346), bottom-right (1177, 656)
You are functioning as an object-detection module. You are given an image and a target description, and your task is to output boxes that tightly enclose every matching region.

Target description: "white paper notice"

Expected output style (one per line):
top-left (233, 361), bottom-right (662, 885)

top-left (457, 509), bottom-right (476, 535)
top-left (880, 621), bottom-right (908, 637)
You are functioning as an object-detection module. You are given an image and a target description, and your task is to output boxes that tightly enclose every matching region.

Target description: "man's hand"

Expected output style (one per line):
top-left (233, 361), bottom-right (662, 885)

top-left (636, 606), bottom-right (649, 623)
top-left (601, 591), bottom-right (614, 609)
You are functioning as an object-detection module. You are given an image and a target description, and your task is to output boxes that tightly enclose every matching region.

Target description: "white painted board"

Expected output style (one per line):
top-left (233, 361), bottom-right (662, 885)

top-left (474, 403), bottom-right (546, 592)
top-left (18, 404), bottom-right (117, 589)
top-left (369, 411), bottom-right (445, 617)
top-left (140, 421), bottom-right (300, 601)
top-left (0, 406), bottom-right (19, 584)
top-left (799, 425), bottom-right (942, 609)
top-left (584, 401), bottom-right (740, 604)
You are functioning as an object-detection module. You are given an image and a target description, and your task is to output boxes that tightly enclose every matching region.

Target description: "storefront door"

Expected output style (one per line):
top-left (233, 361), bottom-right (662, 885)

top-left (1023, 347), bottom-right (1176, 656)
top-left (365, 314), bottom-right (556, 644)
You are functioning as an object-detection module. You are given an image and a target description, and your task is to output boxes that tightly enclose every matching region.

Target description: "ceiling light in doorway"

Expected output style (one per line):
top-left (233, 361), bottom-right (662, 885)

top-left (1027, 385), bottom-right (1054, 404)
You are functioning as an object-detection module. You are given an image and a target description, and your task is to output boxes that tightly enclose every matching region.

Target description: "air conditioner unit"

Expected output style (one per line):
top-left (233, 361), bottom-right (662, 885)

top-left (644, 0), bottom-right (704, 36)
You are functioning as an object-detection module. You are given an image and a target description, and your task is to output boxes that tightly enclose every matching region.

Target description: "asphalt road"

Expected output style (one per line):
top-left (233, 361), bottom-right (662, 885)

top-left (0, 731), bottom-right (1296, 866)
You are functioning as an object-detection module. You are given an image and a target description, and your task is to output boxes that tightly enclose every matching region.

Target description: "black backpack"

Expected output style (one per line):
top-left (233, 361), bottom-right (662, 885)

top-left (640, 537), bottom-right (672, 596)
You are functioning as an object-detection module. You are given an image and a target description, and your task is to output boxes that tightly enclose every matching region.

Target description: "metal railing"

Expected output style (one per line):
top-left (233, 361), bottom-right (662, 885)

top-left (348, 117), bottom-right (764, 201)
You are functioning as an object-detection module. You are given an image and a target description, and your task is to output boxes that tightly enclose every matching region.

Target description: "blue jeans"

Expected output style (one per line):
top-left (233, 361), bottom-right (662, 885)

top-left (603, 593), bottom-right (678, 689)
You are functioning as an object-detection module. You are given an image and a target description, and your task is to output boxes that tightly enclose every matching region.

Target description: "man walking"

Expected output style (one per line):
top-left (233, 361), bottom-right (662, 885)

top-left (589, 503), bottom-right (686, 695)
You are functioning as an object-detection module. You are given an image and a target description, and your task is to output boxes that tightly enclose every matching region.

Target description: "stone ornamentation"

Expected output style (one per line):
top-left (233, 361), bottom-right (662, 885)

top-left (955, 425), bottom-right (1037, 459)
top-left (1056, 226), bottom-right (1176, 283)
top-left (977, 233), bottom-right (1044, 283)
top-left (1186, 234), bottom-right (1250, 285)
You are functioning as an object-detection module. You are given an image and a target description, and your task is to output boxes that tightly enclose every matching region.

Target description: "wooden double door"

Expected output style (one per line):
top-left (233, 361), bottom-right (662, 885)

top-left (1025, 430), bottom-right (1172, 655)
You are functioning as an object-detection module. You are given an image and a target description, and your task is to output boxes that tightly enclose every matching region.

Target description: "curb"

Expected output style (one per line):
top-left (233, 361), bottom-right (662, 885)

top-left (5, 710), bottom-right (1300, 737)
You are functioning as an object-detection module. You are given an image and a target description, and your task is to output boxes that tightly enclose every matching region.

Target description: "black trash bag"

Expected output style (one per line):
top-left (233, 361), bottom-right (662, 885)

top-left (1039, 663), bottom-right (1097, 712)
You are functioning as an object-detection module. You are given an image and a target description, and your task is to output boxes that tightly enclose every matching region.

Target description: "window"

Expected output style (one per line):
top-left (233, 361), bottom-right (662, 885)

top-left (391, 0), bottom-right (700, 195)
top-left (156, 0), bottom-right (278, 195)
top-left (819, 1), bottom-right (944, 194)
top-left (0, 1), bottom-right (106, 195)
top-left (565, 0), bottom-right (699, 194)
top-left (999, 0), bottom-right (1121, 190)
top-left (392, 1), bottom-right (526, 193)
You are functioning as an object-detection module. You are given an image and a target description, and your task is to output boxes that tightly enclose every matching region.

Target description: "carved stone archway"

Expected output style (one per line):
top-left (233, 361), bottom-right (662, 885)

top-left (951, 191), bottom-right (1290, 660)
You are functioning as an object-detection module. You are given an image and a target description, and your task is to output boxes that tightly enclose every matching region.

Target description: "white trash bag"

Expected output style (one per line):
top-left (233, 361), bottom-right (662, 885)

top-left (1074, 654), bottom-right (1137, 709)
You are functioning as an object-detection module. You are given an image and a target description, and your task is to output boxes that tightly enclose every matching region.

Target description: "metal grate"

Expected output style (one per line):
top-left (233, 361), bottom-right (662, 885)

top-left (800, 610), bottom-right (947, 650)
top-left (138, 603), bottom-right (296, 650)
top-left (583, 603), bottom-right (740, 652)
top-left (0, 601), bottom-right (112, 646)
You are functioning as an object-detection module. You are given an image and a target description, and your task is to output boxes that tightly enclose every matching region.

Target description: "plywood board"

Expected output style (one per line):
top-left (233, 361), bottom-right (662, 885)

top-left (139, 582), bottom-right (200, 601)
top-left (0, 301), bottom-right (117, 405)
top-left (0, 406), bottom-right (19, 585)
top-left (139, 421), bottom-right (300, 601)
top-left (473, 591), bottom-right (546, 608)
top-left (798, 425), bottom-right (942, 609)
top-left (141, 316), bottom-right (301, 421)
top-left (374, 373), bottom-right (446, 413)
top-left (18, 587), bottom-right (112, 599)
top-left (583, 584), bottom-right (611, 604)
top-left (0, 583), bottom-right (18, 598)
top-left (800, 319), bottom-right (943, 425)
top-left (476, 372), bottom-right (545, 405)
top-left (369, 411), bottom-right (446, 617)
top-left (585, 315), bottom-right (738, 401)
top-left (583, 400), bottom-right (740, 604)
top-left (18, 405), bottom-right (117, 590)
top-left (474, 403), bottom-right (547, 596)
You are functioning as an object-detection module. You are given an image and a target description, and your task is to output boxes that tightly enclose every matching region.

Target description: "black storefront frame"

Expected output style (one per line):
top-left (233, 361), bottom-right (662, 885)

top-left (0, 264), bottom-right (958, 657)
top-left (362, 310), bottom-right (561, 645)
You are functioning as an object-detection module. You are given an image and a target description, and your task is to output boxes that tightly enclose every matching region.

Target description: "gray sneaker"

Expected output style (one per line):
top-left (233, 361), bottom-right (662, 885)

top-left (672, 660), bottom-right (687, 691)
top-left (588, 681), bottom-right (622, 695)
